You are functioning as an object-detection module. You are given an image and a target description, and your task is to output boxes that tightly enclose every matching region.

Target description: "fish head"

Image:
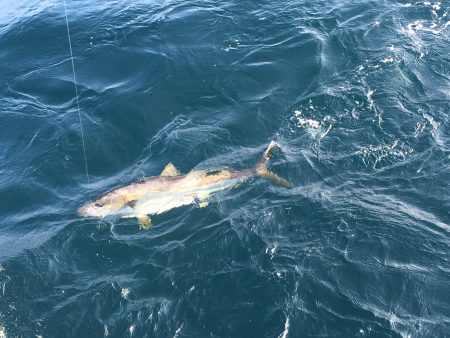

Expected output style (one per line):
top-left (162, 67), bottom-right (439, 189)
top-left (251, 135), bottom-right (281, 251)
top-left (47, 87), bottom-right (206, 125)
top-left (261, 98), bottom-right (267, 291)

top-left (78, 192), bottom-right (128, 218)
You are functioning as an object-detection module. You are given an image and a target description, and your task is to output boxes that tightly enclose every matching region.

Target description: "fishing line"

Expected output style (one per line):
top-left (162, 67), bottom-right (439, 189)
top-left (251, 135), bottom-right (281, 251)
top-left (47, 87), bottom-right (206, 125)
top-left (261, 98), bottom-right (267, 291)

top-left (63, 0), bottom-right (92, 200)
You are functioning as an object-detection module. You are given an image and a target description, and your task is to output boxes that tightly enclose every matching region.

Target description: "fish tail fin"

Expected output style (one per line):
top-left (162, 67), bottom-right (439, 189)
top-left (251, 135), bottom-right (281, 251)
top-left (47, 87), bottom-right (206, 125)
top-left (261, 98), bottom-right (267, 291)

top-left (256, 141), bottom-right (293, 188)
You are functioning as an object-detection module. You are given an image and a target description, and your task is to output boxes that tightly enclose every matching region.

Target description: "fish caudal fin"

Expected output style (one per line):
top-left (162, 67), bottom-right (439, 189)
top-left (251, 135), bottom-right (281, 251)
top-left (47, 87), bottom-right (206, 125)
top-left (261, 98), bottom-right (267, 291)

top-left (256, 141), bottom-right (293, 188)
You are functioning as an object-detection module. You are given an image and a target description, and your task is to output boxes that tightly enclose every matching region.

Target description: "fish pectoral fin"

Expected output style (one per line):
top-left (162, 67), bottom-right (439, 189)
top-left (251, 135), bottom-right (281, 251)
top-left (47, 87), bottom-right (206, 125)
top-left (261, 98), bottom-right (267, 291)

top-left (137, 215), bottom-right (152, 230)
top-left (198, 201), bottom-right (209, 208)
top-left (194, 192), bottom-right (210, 208)
top-left (160, 163), bottom-right (180, 177)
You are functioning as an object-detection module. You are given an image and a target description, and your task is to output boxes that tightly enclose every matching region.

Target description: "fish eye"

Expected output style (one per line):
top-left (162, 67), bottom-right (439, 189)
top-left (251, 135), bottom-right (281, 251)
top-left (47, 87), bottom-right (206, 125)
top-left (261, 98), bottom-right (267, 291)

top-left (95, 202), bottom-right (103, 207)
top-left (206, 169), bottom-right (222, 176)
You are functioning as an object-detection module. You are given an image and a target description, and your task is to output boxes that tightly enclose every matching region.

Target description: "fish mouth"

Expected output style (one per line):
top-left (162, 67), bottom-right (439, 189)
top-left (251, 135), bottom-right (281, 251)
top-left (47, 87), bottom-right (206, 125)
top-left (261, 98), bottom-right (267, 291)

top-left (78, 203), bottom-right (96, 217)
top-left (78, 202), bottom-right (108, 218)
top-left (77, 205), bottom-right (88, 217)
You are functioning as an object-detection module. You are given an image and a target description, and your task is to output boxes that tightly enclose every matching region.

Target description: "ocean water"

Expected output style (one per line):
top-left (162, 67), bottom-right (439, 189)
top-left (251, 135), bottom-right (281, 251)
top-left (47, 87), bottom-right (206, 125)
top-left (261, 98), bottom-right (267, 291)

top-left (1, 0), bottom-right (450, 337)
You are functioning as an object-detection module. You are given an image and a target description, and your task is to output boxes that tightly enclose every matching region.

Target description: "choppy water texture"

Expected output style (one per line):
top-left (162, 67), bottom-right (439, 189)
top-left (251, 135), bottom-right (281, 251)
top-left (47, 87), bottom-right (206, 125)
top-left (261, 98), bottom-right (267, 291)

top-left (1, 0), bottom-right (450, 337)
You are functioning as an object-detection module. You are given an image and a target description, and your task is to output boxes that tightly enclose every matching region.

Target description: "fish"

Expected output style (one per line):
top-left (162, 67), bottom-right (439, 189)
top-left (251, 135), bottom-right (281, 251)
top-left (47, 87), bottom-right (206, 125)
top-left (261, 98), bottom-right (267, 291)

top-left (78, 141), bottom-right (292, 229)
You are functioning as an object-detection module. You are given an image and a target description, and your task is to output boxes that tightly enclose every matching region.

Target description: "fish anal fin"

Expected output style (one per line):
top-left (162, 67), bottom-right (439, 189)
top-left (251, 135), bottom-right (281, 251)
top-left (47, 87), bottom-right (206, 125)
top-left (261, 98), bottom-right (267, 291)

top-left (160, 163), bottom-right (180, 177)
top-left (137, 215), bottom-right (152, 230)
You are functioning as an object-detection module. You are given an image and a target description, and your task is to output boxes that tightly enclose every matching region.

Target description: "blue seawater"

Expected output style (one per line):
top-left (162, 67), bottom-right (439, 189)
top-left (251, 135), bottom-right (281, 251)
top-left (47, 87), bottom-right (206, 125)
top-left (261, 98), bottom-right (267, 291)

top-left (1, 0), bottom-right (450, 337)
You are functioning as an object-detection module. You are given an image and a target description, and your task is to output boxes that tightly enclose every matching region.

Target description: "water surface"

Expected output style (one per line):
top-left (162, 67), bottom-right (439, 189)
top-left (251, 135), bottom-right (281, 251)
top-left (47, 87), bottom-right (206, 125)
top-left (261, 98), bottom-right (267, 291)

top-left (1, 0), bottom-right (450, 337)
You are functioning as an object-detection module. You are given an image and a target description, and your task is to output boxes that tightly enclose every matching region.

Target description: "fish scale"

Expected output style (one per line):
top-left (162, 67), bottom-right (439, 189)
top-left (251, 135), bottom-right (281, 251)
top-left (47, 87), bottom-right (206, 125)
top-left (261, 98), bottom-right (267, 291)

top-left (78, 141), bottom-right (291, 229)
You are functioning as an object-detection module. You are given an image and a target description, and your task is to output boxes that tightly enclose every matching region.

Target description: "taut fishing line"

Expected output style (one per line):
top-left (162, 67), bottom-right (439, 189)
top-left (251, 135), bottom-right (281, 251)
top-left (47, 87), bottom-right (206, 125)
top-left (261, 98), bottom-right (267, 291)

top-left (63, 0), bottom-right (92, 200)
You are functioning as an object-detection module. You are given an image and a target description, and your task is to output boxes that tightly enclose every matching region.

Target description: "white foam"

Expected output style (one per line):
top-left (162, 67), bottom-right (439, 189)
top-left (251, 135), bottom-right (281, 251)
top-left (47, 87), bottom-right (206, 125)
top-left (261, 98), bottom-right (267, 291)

top-left (423, 113), bottom-right (444, 147)
top-left (358, 140), bottom-right (414, 168)
top-left (0, 326), bottom-right (5, 338)
top-left (294, 111), bottom-right (321, 129)
top-left (381, 57), bottom-right (394, 63)
top-left (319, 124), bottom-right (332, 141)
top-left (367, 89), bottom-right (374, 108)
top-left (278, 317), bottom-right (290, 338)
top-left (121, 288), bottom-right (130, 299)
top-left (270, 246), bottom-right (277, 256)
top-left (174, 324), bottom-right (184, 338)
top-left (384, 260), bottom-right (428, 272)
top-left (407, 21), bottom-right (423, 33)
top-left (432, 3), bottom-right (441, 10)
top-left (413, 121), bottom-right (426, 136)
top-left (423, 114), bottom-right (438, 132)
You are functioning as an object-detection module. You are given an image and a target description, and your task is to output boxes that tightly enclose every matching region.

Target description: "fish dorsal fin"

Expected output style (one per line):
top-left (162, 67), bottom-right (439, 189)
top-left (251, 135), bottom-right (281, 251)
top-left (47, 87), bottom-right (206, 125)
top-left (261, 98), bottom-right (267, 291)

top-left (160, 162), bottom-right (180, 177)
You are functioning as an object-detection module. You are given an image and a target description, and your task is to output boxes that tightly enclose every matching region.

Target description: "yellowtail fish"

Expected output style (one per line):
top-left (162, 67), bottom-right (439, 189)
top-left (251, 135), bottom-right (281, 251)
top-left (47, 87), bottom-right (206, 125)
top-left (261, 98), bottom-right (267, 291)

top-left (78, 141), bottom-right (291, 229)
